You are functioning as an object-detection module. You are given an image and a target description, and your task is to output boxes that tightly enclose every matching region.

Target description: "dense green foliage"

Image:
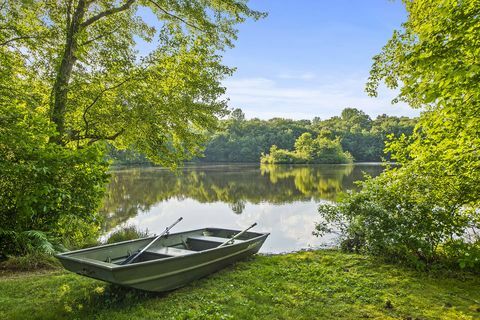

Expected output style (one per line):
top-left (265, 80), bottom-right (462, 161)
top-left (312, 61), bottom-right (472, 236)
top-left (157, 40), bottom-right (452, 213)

top-left (0, 105), bottom-right (109, 254)
top-left (317, 0), bottom-right (480, 270)
top-left (0, 252), bottom-right (60, 272)
top-left (259, 145), bottom-right (305, 164)
top-left (106, 145), bottom-right (149, 165)
top-left (312, 108), bottom-right (416, 162)
top-left (105, 226), bottom-right (150, 244)
top-left (198, 108), bottom-right (415, 163)
top-left (106, 107), bottom-right (415, 164)
top-left (201, 109), bottom-right (313, 162)
top-left (0, 0), bottom-right (262, 255)
top-left (261, 133), bottom-right (353, 164)
top-left (1, 250), bottom-right (480, 319)
top-left (1, 0), bottom-right (264, 164)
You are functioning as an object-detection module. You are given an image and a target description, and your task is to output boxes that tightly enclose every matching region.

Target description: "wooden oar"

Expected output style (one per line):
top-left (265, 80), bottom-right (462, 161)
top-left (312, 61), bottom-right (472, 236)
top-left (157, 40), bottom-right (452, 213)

top-left (121, 217), bottom-right (183, 265)
top-left (218, 223), bottom-right (257, 247)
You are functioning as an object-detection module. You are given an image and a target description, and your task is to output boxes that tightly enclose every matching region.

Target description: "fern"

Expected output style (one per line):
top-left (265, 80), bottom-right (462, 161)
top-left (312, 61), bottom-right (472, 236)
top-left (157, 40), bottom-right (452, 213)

top-left (0, 229), bottom-right (57, 255)
top-left (22, 231), bottom-right (56, 255)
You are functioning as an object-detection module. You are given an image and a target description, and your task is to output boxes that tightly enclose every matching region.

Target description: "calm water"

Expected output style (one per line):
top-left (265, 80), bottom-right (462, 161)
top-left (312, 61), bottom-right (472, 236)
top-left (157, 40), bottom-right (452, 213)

top-left (100, 163), bottom-right (384, 253)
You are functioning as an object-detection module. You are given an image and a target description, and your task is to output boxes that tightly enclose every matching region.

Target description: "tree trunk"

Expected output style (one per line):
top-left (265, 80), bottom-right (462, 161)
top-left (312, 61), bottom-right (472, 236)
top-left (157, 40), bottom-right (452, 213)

top-left (50, 0), bottom-right (87, 144)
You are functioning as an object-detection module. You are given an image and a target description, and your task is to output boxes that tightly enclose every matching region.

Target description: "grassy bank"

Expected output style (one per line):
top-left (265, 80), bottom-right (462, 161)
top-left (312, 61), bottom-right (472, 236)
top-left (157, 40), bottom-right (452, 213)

top-left (1, 250), bottom-right (479, 320)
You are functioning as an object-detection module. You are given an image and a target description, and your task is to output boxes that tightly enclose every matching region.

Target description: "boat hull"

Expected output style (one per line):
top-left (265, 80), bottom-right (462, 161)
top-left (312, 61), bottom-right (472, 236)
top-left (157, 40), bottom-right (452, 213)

top-left (56, 228), bottom-right (268, 292)
top-left (120, 238), bottom-right (265, 291)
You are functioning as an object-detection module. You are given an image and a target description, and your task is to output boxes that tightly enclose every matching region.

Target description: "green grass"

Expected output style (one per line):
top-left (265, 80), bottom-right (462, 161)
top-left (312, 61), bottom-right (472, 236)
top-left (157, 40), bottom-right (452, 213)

top-left (1, 250), bottom-right (479, 319)
top-left (0, 253), bottom-right (60, 272)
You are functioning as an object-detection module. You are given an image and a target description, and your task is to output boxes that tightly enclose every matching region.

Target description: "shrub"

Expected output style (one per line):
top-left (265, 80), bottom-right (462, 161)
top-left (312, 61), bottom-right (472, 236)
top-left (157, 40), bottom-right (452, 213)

top-left (0, 104), bottom-right (109, 255)
top-left (0, 230), bottom-right (56, 256)
top-left (340, 0), bottom-right (480, 271)
top-left (106, 226), bottom-right (150, 244)
top-left (315, 166), bottom-right (480, 271)
top-left (260, 145), bottom-right (305, 164)
top-left (0, 252), bottom-right (61, 272)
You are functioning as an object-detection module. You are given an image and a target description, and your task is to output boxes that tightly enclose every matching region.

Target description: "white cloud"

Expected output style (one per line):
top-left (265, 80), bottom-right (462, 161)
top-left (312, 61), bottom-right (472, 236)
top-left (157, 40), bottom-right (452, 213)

top-left (277, 72), bottom-right (316, 80)
top-left (223, 75), bottom-right (420, 120)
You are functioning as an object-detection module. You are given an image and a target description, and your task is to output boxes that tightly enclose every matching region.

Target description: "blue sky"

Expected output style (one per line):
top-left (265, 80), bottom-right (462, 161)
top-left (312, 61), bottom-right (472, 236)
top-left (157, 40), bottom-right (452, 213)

top-left (138, 1), bottom-right (418, 120)
top-left (219, 0), bottom-right (419, 120)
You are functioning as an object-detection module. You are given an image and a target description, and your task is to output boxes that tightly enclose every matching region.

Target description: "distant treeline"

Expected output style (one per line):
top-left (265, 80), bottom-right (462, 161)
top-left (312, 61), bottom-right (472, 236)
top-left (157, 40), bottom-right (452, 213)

top-left (201, 108), bottom-right (416, 163)
top-left (109, 108), bottom-right (417, 164)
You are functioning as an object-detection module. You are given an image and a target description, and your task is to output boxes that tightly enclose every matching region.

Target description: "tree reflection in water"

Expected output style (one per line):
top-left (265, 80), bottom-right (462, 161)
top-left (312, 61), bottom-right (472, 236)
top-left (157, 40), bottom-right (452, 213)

top-left (100, 164), bottom-right (384, 232)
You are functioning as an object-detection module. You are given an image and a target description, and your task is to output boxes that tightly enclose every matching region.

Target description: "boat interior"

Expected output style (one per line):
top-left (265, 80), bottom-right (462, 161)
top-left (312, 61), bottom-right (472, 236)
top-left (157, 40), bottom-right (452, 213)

top-left (63, 228), bottom-right (265, 266)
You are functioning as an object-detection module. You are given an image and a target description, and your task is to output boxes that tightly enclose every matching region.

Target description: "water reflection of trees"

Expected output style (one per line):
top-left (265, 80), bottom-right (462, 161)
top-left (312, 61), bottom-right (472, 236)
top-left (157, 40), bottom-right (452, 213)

top-left (260, 164), bottom-right (354, 199)
top-left (100, 164), bottom-right (384, 230)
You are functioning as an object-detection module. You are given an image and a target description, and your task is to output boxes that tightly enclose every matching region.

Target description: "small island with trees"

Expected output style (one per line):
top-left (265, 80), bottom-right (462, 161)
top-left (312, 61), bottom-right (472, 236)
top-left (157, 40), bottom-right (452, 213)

top-left (260, 133), bottom-right (354, 164)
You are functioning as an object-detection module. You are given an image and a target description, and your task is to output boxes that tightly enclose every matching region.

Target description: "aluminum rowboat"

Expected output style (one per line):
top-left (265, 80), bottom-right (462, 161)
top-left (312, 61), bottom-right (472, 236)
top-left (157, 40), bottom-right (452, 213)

top-left (56, 227), bottom-right (269, 292)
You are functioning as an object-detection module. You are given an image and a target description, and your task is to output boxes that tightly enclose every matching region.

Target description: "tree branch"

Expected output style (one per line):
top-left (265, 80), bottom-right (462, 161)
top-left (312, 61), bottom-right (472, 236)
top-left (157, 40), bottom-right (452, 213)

top-left (80, 0), bottom-right (136, 29)
top-left (86, 129), bottom-right (125, 145)
top-left (65, 0), bottom-right (72, 29)
top-left (82, 76), bottom-right (137, 138)
top-left (0, 35), bottom-right (39, 47)
top-left (148, 0), bottom-right (205, 32)
top-left (79, 26), bottom-right (120, 46)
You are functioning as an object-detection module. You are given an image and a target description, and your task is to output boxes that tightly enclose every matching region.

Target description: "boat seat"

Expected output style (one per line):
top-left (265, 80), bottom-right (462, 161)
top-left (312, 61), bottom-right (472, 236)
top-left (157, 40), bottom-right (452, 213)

top-left (147, 246), bottom-right (196, 257)
top-left (187, 235), bottom-right (245, 245)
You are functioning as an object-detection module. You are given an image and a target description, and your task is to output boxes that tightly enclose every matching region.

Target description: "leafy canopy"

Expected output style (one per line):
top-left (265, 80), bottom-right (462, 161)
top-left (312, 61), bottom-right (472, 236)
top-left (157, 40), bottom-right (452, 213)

top-left (1, 0), bottom-right (265, 166)
top-left (366, 0), bottom-right (480, 210)
top-left (317, 0), bottom-right (480, 270)
top-left (0, 0), bottom-right (263, 254)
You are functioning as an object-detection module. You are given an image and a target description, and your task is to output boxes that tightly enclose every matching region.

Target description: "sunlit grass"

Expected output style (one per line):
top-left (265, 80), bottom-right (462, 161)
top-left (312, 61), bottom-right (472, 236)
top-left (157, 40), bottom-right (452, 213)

top-left (1, 250), bottom-right (479, 319)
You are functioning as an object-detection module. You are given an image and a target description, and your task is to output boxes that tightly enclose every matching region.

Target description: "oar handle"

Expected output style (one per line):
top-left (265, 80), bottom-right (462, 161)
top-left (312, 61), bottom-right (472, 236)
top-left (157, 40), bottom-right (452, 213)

top-left (121, 217), bottom-right (183, 265)
top-left (218, 222), bottom-right (257, 247)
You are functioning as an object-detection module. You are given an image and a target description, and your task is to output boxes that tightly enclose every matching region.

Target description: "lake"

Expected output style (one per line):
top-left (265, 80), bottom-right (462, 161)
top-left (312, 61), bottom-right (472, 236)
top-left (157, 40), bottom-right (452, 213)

top-left (100, 163), bottom-right (384, 253)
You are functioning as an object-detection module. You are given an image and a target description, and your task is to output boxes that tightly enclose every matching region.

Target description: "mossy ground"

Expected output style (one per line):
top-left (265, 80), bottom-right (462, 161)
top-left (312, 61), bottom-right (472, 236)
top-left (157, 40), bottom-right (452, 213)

top-left (0, 250), bottom-right (479, 320)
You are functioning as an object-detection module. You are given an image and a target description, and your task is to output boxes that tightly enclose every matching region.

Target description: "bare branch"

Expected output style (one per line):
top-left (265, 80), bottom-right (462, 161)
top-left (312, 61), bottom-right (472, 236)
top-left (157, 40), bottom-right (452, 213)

top-left (80, 0), bottom-right (136, 29)
top-left (82, 95), bottom-right (101, 135)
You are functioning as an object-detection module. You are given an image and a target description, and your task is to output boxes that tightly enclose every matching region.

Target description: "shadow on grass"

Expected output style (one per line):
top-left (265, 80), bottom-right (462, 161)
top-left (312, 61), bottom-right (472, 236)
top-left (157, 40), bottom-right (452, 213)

top-left (50, 257), bottom-right (255, 318)
top-left (73, 283), bottom-right (166, 315)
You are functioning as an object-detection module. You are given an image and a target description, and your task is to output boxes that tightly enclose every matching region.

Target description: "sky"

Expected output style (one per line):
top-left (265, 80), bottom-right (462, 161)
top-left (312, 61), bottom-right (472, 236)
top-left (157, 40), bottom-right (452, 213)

top-left (219, 0), bottom-right (419, 120)
top-left (138, 1), bottom-right (419, 120)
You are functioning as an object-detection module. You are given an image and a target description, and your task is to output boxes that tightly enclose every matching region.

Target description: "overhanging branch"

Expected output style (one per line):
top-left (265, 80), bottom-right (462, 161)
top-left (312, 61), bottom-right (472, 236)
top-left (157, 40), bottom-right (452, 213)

top-left (80, 26), bottom-right (120, 46)
top-left (80, 0), bottom-right (136, 29)
top-left (82, 75), bottom-right (137, 137)
top-left (148, 0), bottom-right (205, 32)
top-left (86, 128), bottom-right (125, 145)
top-left (0, 35), bottom-right (40, 47)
